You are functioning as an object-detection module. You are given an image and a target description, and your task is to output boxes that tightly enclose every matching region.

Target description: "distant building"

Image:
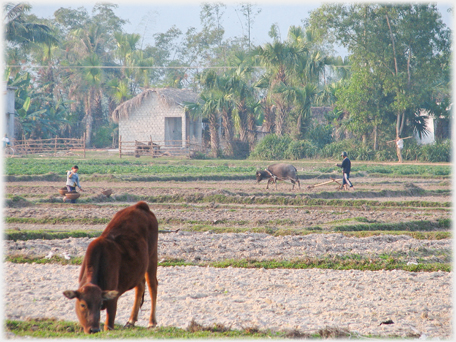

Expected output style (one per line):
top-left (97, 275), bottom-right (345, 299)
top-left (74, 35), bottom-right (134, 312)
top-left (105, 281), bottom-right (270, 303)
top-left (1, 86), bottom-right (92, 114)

top-left (112, 88), bottom-right (202, 148)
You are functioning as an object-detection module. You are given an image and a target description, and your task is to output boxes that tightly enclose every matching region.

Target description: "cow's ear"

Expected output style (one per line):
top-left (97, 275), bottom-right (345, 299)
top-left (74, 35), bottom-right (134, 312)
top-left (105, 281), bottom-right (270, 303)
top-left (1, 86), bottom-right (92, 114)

top-left (102, 290), bottom-right (118, 300)
top-left (63, 290), bottom-right (79, 299)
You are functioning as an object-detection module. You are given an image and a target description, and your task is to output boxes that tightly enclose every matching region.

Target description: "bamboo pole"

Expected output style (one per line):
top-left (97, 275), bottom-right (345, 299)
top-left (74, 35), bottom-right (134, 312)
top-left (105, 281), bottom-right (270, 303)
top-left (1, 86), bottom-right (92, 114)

top-left (83, 133), bottom-right (86, 158)
top-left (150, 135), bottom-right (154, 157)
top-left (119, 135), bottom-right (122, 158)
top-left (386, 136), bottom-right (413, 143)
top-left (54, 136), bottom-right (58, 156)
top-left (307, 178), bottom-right (342, 189)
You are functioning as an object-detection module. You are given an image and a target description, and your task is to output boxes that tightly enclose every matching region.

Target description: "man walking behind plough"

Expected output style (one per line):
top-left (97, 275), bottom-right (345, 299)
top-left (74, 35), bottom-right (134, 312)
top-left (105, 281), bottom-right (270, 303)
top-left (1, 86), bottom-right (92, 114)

top-left (336, 151), bottom-right (354, 191)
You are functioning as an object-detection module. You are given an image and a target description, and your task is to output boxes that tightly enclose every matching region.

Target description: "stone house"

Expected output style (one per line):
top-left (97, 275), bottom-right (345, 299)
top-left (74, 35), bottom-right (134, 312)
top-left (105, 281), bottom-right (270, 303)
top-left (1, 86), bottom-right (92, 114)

top-left (112, 88), bottom-right (202, 148)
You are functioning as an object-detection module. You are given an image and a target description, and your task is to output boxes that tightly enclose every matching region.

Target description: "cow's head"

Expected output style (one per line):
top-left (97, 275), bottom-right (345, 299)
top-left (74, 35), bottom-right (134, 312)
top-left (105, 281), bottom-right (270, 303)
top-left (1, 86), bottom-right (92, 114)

top-left (256, 170), bottom-right (269, 183)
top-left (63, 284), bottom-right (118, 334)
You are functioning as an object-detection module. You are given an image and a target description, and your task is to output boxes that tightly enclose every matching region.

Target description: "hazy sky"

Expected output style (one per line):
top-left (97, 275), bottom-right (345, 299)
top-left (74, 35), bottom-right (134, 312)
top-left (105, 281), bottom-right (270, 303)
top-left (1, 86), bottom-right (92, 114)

top-left (27, 0), bottom-right (453, 58)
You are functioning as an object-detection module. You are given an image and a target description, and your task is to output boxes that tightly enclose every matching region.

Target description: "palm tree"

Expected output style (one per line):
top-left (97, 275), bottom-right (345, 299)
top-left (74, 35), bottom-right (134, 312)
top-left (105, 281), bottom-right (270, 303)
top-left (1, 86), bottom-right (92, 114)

top-left (255, 41), bottom-right (304, 136)
top-left (185, 93), bottom-right (221, 158)
top-left (80, 54), bottom-right (103, 147)
top-left (223, 51), bottom-right (260, 151)
top-left (197, 70), bottom-right (236, 157)
top-left (4, 2), bottom-right (58, 47)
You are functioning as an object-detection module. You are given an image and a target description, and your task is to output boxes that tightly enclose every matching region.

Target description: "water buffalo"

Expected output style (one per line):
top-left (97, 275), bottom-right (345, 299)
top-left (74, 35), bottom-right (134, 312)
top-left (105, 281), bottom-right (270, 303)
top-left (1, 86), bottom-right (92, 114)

top-left (63, 201), bottom-right (158, 333)
top-left (256, 163), bottom-right (300, 190)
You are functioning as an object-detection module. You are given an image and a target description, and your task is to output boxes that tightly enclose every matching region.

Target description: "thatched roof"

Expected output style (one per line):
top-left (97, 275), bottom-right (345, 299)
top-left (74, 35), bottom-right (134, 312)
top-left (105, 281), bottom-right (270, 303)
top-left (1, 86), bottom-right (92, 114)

top-left (112, 88), bottom-right (199, 123)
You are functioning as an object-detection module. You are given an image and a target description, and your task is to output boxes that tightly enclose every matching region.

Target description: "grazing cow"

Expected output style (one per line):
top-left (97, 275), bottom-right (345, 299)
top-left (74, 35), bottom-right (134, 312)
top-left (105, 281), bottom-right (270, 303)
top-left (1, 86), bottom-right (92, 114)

top-left (63, 201), bottom-right (158, 334)
top-left (256, 163), bottom-right (300, 190)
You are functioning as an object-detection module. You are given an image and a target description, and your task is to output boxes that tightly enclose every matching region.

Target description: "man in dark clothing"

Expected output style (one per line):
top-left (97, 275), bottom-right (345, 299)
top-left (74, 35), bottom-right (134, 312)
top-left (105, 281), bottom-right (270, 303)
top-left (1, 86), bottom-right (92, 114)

top-left (336, 151), bottom-right (354, 190)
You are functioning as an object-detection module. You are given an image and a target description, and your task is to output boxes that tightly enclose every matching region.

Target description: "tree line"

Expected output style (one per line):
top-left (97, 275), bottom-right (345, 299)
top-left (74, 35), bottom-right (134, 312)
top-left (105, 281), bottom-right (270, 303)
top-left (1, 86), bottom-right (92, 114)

top-left (4, 2), bottom-right (452, 161)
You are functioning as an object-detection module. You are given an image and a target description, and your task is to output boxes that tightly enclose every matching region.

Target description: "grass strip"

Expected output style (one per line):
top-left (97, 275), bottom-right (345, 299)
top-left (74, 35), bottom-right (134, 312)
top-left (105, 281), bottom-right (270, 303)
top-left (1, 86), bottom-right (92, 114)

top-left (6, 192), bottom-right (451, 209)
top-left (5, 255), bottom-right (84, 265)
top-left (4, 228), bottom-right (178, 241)
top-left (332, 219), bottom-right (451, 232)
top-left (5, 318), bottom-right (358, 339)
top-left (4, 230), bottom-right (102, 241)
top-left (4, 222), bottom-right (451, 241)
top-left (333, 219), bottom-right (451, 232)
top-left (5, 255), bottom-right (450, 272)
top-left (211, 258), bottom-right (451, 272)
top-left (5, 217), bottom-right (111, 225)
top-left (37, 192), bottom-right (451, 208)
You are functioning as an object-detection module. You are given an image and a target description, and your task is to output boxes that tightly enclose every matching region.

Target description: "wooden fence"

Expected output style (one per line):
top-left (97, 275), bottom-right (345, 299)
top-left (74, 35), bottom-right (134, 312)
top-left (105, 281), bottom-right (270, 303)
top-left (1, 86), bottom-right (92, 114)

top-left (119, 135), bottom-right (204, 158)
top-left (12, 135), bottom-right (86, 157)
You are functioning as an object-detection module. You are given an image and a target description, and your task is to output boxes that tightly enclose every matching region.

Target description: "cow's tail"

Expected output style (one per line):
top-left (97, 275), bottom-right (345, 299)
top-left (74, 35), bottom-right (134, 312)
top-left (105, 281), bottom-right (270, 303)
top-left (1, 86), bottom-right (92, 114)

top-left (140, 287), bottom-right (145, 308)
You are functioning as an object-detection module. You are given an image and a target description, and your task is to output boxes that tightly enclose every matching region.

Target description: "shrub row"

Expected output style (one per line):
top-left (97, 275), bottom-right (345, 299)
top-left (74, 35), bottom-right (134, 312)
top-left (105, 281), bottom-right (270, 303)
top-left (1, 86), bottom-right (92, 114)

top-left (249, 135), bottom-right (451, 162)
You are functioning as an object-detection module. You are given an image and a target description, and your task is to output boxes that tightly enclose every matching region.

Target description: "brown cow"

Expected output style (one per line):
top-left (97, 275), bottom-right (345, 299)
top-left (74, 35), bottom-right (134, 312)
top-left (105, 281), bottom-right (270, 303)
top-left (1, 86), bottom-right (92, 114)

top-left (63, 201), bottom-right (158, 333)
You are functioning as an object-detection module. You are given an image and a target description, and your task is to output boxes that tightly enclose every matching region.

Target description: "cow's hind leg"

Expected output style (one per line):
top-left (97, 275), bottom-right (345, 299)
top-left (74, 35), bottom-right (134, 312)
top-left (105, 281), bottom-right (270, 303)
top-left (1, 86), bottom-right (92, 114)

top-left (145, 262), bottom-right (158, 328)
top-left (125, 278), bottom-right (146, 328)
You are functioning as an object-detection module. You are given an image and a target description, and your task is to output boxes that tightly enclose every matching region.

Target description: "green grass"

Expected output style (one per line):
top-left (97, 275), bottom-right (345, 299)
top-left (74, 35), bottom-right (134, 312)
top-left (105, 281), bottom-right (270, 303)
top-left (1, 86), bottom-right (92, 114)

top-left (5, 157), bottom-right (450, 180)
top-left (5, 158), bottom-right (257, 177)
top-left (211, 257), bottom-right (450, 272)
top-left (5, 318), bottom-right (318, 339)
top-left (5, 217), bottom-right (111, 225)
top-left (5, 255), bottom-right (84, 265)
top-left (28, 191), bottom-right (449, 208)
top-left (5, 255), bottom-right (450, 272)
top-left (318, 164), bottom-right (451, 177)
top-left (4, 218), bottom-right (451, 241)
top-left (4, 229), bottom-right (103, 241)
top-left (333, 219), bottom-right (451, 232)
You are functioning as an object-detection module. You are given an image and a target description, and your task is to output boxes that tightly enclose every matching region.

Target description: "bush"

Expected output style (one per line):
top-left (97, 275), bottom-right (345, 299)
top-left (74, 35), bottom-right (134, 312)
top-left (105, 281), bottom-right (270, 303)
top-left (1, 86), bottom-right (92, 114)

top-left (355, 145), bottom-right (375, 161)
top-left (92, 125), bottom-right (116, 148)
top-left (249, 134), bottom-right (292, 160)
top-left (189, 151), bottom-right (207, 159)
top-left (284, 140), bottom-right (317, 160)
top-left (401, 139), bottom-right (422, 161)
top-left (375, 148), bottom-right (397, 161)
top-left (307, 123), bottom-right (333, 149)
top-left (418, 140), bottom-right (451, 162)
top-left (319, 140), bottom-right (358, 159)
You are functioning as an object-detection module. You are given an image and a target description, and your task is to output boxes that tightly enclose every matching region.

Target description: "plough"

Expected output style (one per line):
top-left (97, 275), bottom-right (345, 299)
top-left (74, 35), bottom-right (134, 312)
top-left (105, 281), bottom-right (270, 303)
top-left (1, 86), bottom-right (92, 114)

top-left (307, 177), bottom-right (342, 189)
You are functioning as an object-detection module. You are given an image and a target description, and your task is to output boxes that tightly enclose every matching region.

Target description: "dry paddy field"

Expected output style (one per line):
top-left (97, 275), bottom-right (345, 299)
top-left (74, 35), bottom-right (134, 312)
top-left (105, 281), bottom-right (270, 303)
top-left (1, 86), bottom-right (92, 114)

top-left (3, 160), bottom-right (453, 339)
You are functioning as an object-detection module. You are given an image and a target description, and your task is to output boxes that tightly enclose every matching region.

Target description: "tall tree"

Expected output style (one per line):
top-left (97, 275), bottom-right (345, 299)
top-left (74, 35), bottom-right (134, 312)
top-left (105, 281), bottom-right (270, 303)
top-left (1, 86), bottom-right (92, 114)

top-left (235, 3), bottom-right (261, 50)
top-left (308, 4), bottom-right (451, 158)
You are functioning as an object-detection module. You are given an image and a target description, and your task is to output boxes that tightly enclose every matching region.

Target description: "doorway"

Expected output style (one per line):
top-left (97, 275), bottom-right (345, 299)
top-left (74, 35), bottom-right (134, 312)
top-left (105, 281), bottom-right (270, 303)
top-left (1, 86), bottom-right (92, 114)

top-left (165, 117), bottom-right (182, 146)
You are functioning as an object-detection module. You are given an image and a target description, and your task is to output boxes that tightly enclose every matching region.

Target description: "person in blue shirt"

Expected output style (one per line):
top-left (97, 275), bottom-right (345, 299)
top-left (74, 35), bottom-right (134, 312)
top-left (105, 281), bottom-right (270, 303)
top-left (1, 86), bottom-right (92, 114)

top-left (65, 165), bottom-right (84, 202)
top-left (336, 151), bottom-right (354, 190)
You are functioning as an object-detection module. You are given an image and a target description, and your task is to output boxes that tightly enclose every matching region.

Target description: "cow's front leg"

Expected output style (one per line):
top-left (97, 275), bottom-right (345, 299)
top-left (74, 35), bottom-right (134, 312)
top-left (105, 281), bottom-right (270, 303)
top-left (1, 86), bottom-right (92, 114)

top-left (104, 298), bottom-right (118, 331)
top-left (125, 278), bottom-right (146, 328)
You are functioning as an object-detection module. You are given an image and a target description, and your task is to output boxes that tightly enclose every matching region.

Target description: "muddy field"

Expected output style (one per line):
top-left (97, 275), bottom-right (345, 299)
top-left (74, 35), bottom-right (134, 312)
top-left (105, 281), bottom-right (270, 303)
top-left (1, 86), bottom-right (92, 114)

top-left (3, 174), bottom-right (453, 338)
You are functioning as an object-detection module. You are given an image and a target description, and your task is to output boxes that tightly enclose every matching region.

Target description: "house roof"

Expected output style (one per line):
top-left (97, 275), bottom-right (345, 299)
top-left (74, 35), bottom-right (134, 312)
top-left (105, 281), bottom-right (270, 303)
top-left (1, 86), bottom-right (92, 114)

top-left (112, 88), bottom-right (199, 123)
